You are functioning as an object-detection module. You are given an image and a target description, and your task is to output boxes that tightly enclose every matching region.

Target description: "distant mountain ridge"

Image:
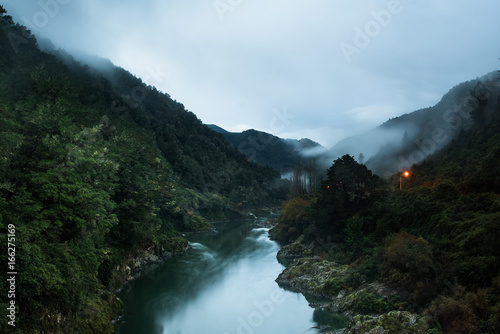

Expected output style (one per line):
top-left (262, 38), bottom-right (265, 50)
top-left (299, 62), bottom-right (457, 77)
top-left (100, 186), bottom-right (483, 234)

top-left (323, 71), bottom-right (500, 177)
top-left (210, 71), bottom-right (500, 179)
top-left (207, 125), bottom-right (326, 174)
top-left (209, 70), bottom-right (500, 179)
top-left (207, 124), bottom-right (230, 134)
top-left (269, 73), bottom-right (500, 334)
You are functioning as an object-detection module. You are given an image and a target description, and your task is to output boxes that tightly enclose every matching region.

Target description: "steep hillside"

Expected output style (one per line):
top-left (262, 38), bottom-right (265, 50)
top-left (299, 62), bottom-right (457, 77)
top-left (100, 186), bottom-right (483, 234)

top-left (325, 73), bottom-right (500, 177)
top-left (208, 125), bottom-right (326, 174)
top-left (206, 124), bottom-right (229, 134)
top-left (272, 82), bottom-right (500, 333)
top-left (0, 8), bottom-right (283, 333)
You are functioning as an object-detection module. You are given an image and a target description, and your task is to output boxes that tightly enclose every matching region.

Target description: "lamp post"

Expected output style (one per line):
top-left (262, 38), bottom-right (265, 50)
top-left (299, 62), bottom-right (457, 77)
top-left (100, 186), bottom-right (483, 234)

top-left (400, 171), bottom-right (410, 190)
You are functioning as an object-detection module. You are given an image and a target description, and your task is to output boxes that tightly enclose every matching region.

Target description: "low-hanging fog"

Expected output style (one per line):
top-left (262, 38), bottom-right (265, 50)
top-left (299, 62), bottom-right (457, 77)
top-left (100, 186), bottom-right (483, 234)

top-left (2, 0), bottom-right (500, 151)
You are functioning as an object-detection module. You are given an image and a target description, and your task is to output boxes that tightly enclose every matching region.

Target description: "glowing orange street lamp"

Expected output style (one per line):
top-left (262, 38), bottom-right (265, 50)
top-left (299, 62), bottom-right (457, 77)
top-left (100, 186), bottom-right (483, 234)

top-left (400, 171), bottom-right (410, 190)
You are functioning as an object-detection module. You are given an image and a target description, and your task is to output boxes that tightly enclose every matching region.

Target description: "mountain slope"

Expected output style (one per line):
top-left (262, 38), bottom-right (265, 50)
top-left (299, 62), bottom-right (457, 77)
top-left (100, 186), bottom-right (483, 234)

top-left (0, 8), bottom-right (283, 333)
top-left (325, 73), bottom-right (500, 177)
top-left (272, 76), bottom-right (500, 334)
top-left (207, 124), bottom-right (230, 134)
top-left (208, 125), bottom-right (326, 174)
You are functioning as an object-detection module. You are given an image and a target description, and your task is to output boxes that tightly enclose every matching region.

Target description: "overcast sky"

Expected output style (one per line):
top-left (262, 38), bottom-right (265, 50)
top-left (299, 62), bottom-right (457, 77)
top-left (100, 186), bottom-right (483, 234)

top-left (3, 0), bottom-right (500, 147)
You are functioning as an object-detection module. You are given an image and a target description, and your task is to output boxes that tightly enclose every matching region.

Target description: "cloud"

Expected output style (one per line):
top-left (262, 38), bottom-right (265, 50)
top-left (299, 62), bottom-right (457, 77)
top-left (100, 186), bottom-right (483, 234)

top-left (344, 104), bottom-right (404, 124)
top-left (2, 0), bottom-right (500, 148)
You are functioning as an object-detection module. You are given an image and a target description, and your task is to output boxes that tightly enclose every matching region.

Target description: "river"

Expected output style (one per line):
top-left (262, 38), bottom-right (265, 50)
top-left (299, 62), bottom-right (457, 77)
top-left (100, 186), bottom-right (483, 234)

top-left (115, 219), bottom-right (349, 334)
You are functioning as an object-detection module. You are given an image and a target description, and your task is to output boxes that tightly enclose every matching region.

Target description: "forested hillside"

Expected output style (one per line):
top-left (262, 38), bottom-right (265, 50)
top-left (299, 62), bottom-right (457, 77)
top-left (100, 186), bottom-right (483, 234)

top-left (208, 126), bottom-right (326, 175)
top-left (0, 7), bottom-right (283, 333)
top-left (325, 73), bottom-right (500, 178)
top-left (272, 79), bottom-right (500, 333)
top-left (213, 72), bottom-right (500, 182)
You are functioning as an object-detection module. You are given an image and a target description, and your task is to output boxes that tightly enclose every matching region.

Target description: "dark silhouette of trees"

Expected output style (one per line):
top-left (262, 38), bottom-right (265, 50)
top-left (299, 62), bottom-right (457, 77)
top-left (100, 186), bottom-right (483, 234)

top-left (290, 157), bottom-right (318, 197)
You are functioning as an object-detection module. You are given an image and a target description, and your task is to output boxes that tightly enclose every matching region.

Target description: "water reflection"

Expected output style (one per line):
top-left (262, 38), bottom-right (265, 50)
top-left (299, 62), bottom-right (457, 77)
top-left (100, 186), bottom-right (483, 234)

top-left (116, 220), bottom-right (348, 334)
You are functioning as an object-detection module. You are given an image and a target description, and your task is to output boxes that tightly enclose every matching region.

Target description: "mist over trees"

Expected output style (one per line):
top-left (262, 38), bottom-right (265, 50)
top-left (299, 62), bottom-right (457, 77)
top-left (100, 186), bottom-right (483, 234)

top-left (209, 126), bottom-right (326, 175)
top-left (272, 78), bottom-right (500, 333)
top-left (323, 74), bottom-right (500, 177)
top-left (0, 7), bottom-right (285, 332)
top-left (1, 4), bottom-right (500, 333)
top-left (219, 72), bottom-right (500, 183)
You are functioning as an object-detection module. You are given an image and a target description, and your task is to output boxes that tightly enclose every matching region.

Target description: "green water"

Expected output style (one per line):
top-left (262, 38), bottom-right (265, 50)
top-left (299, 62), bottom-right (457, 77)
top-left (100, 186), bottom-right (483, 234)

top-left (115, 220), bottom-right (349, 333)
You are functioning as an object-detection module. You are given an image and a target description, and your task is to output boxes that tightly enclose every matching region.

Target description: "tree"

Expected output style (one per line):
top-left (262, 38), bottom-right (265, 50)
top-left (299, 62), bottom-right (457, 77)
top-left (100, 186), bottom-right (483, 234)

top-left (291, 157), bottom-right (305, 197)
top-left (311, 155), bottom-right (383, 240)
top-left (323, 155), bottom-right (382, 205)
top-left (358, 153), bottom-right (365, 164)
top-left (0, 12), bottom-right (285, 331)
top-left (380, 232), bottom-right (436, 303)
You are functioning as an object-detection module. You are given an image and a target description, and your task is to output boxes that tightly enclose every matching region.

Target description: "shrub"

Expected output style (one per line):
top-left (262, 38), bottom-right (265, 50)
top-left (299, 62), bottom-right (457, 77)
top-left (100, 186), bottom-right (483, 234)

top-left (380, 232), bottom-right (436, 304)
top-left (272, 196), bottom-right (314, 243)
top-left (425, 296), bottom-right (481, 334)
top-left (350, 288), bottom-right (386, 314)
top-left (323, 271), bottom-right (362, 296)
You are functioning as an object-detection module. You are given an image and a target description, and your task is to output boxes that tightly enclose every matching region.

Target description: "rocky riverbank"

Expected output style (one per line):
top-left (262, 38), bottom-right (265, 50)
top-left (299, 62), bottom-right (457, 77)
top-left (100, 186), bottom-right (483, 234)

top-left (274, 239), bottom-right (430, 334)
top-left (112, 236), bottom-right (190, 293)
top-left (117, 215), bottom-right (277, 292)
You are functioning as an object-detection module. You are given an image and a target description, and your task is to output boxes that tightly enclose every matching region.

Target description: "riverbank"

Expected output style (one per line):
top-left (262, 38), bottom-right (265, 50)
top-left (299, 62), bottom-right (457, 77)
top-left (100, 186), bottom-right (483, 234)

top-left (274, 238), bottom-right (430, 334)
top-left (111, 209), bottom-right (261, 293)
top-left (115, 219), bottom-right (336, 334)
top-left (113, 208), bottom-right (279, 293)
top-left (112, 238), bottom-right (191, 294)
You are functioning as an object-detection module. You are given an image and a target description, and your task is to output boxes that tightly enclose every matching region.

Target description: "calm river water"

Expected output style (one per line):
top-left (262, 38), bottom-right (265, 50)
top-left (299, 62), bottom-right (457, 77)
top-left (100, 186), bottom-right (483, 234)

top-left (115, 219), bottom-right (348, 334)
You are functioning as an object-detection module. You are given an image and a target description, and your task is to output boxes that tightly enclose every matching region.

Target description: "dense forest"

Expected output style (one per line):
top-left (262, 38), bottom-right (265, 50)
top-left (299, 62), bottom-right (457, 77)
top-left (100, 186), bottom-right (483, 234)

top-left (2, 4), bottom-right (500, 333)
top-left (271, 74), bottom-right (500, 333)
top-left (208, 125), bottom-right (325, 175)
top-left (0, 7), bottom-right (285, 333)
